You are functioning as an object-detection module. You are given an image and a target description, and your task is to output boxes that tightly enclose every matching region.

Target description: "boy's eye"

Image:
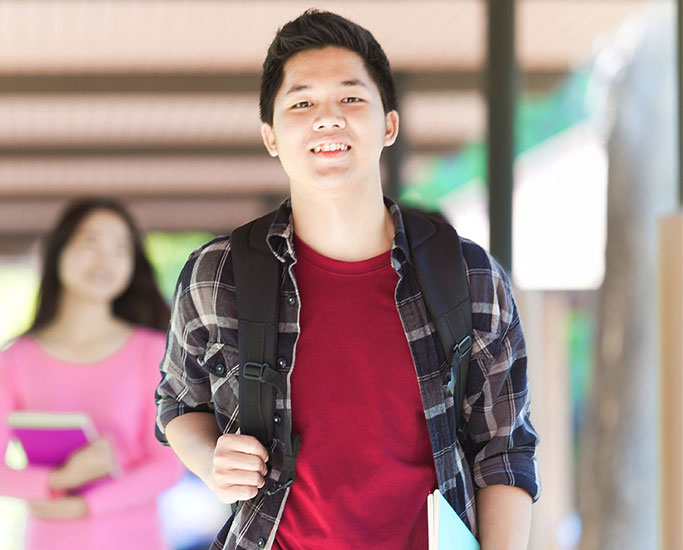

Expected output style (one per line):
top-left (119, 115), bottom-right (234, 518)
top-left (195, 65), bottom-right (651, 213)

top-left (292, 101), bottom-right (311, 109)
top-left (342, 97), bottom-right (362, 103)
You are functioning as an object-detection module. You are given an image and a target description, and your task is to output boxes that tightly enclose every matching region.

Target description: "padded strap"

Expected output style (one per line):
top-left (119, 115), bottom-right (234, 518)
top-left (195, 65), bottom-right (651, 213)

top-left (233, 212), bottom-right (280, 448)
top-left (402, 210), bottom-right (473, 432)
top-left (232, 211), bottom-right (301, 494)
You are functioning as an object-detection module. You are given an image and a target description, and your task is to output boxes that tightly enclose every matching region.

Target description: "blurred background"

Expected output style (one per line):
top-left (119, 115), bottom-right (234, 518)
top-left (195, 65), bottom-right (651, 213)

top-left (0, 1), bottom-right (678, 549)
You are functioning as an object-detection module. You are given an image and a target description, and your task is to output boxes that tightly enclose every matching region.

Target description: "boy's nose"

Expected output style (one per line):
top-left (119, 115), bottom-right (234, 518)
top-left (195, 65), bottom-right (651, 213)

top-left (313, 104), bottom-right (346, 130)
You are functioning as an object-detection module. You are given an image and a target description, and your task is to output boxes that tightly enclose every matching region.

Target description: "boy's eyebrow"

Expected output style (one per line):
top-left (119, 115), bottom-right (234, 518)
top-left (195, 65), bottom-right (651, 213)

top-left (341, 79), bottom-right (367, 88)
top-left (283, 79), bottom-right (368, 96)
top-left (284, 84), bottom-right (311, 96)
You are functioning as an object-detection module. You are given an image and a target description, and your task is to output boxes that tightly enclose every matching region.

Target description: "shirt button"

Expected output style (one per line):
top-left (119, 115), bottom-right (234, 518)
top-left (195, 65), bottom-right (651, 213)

top-left (214, 363), bottom-right (226, 376)
top-left (257, 538), bottom-right (266, 548)
top-left (286, 295), bottom-right (297, 306)
top-left (277, 357), bottom-right (288, 368)
top-left (274, 414), bottom-right (282, 424)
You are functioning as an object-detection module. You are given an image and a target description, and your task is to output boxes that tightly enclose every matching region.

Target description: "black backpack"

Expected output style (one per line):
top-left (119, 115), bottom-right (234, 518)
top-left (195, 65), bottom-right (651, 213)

top-left (230, 209), bottom-right (473, 495)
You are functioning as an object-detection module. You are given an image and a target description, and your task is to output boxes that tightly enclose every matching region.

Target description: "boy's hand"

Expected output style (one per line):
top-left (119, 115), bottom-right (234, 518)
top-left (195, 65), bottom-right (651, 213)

top-left (49, 438), bottom-right (117, 492)
top-left (210, 434), bottom-right (269, 504)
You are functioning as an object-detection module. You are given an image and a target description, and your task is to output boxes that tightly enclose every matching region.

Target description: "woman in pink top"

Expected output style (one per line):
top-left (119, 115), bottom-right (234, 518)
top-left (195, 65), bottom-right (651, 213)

top-left (0, 198), bottom-right (183, 550)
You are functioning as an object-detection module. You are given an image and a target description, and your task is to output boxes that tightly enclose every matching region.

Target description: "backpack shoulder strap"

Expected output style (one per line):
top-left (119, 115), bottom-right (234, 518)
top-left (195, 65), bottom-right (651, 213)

top-left (231, 211), bottom-right (280, 448)
top-left (401, 210), bottom-right (473, 432)
top-left (231, 211), bottom-right (300, 496)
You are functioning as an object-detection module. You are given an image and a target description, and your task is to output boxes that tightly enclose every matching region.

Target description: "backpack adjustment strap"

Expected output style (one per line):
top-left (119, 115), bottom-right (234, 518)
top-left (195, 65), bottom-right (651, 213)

top-left (240, 361), bottom-right (287, 396)
top-left (265, 434), bottom-right (301, 496)
top-left (452, 335), bottom-right (473, 437)
top-left (265, 478), bottom-right (294, 496)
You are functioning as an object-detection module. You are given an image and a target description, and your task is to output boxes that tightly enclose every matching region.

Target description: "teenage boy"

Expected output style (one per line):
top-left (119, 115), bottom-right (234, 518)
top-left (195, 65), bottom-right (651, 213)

top-left (156, 10), bottom-right (540, 550)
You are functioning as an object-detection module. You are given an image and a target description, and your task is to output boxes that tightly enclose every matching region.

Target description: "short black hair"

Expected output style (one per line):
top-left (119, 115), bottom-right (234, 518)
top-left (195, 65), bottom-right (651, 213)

top-left (259, 9), bottom-right (398, 125)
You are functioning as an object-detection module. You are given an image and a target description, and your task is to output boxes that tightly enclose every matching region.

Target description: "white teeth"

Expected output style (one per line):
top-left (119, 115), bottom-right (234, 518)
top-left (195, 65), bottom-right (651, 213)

top-left (313, 143), bottom-right (349, 153)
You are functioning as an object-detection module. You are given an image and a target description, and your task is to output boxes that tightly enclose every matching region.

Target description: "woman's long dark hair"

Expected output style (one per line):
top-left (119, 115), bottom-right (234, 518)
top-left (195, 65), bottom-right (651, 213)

top-left (28, 198), bottom-right (170, 333)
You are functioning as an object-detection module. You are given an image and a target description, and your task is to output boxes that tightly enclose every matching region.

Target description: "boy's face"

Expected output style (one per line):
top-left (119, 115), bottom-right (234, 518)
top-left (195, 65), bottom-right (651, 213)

top-left (261, 46), bottom-right (398, 196)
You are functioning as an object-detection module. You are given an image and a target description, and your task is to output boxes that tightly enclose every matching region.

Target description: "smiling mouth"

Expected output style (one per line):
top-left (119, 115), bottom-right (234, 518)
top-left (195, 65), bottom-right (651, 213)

top-left (311, 143), bottom-right (351, 153)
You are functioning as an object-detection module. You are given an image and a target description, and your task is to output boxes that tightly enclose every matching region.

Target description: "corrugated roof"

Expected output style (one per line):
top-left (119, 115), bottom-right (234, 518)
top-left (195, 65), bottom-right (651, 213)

top-left (0, 0), bottom-right (654, 250)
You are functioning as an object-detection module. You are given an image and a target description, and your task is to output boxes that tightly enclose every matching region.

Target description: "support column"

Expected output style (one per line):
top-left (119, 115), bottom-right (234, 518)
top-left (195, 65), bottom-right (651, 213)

top-left (486, 0), bottom-right (516, 274)
top-left (660, 2), bottom-right (683, 545)
top-left (659, 218), bottom-right (683, 549)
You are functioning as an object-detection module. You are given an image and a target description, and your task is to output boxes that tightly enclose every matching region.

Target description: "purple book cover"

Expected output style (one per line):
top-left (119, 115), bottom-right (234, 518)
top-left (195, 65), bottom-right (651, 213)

top-left (8, 411), bottom-right (97, 467)
top-left (11, 426), bottom-right (91, 466)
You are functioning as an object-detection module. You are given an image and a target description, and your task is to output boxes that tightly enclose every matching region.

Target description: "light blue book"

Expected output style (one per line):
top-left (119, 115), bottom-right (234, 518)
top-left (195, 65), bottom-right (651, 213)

top-left (427, 489), bottom-right (480, 550)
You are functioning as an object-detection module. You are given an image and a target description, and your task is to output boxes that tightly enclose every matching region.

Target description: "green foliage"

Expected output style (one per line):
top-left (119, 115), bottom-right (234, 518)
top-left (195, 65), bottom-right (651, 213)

top-left (0, 266), bottom-right (39, 346)
top-left (567, 305), bottom-right (595, 459)
top-left (400, 68), bottom-right (591, 206)
top-left (143, 232), bottom-right (214, 302)
top-left (568, 307), bottom-right (594, 412)
top-left (401, 144), bottom-right (487, 210)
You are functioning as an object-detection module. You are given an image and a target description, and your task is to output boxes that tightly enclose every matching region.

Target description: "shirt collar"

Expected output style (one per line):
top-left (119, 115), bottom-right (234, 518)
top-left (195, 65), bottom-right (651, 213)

top-left (264, 196), bottom-right (414, 267)
top-left (265, 197), bottom-right (295, 263)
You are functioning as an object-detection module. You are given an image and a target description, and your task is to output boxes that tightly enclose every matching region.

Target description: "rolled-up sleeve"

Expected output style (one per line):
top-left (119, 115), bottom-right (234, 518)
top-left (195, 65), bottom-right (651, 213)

top-left (462, 247), bottom-right (541, 501)
top-left (155, 242), bottom-right (231, 444)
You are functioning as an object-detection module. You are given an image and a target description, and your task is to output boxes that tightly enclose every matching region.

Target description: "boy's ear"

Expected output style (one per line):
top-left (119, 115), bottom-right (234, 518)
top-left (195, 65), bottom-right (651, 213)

top-left (261, 123), bottom-right (278, 157)
top-left (383, 110), bottom-right (399, 147)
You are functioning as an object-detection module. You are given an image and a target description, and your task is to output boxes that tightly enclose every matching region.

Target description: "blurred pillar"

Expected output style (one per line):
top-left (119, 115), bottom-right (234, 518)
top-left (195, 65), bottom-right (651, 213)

top-left (578, 8), bottom-right (676, 550)
top-left (517, 290), bottom-right (575, 550)
top-left (659, 216), bottom-right (683, 550)
top-left (679, 0), bottom-right (682, 205)
top-left (659, 1), bottom-right (683, 548)
top-left (486, 0), bottom-right (516, 274)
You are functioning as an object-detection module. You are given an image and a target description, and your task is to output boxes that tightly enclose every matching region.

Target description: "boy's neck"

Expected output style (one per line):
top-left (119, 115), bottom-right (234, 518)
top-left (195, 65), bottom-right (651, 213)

top-left (290, 184), bottom-right (394, 262)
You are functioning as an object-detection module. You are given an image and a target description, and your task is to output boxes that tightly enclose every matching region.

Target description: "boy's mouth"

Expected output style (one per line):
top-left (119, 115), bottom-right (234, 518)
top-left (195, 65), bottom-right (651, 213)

top-left (311, 143), bottom-right (351, 153)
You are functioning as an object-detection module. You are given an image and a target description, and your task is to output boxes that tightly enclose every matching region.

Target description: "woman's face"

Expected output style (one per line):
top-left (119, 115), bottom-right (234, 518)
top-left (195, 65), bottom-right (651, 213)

top-left (58, 209), bottom-right (135, 304)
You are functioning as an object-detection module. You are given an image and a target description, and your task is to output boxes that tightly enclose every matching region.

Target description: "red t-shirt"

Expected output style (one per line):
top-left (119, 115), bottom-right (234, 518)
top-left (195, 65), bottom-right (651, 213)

top-left (273, 237), bottom-right (437, 550)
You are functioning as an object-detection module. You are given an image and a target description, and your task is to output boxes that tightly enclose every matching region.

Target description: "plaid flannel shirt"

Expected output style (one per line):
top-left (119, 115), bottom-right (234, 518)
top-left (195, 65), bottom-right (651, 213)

top-left (155, 198), bottom-right (540, 550)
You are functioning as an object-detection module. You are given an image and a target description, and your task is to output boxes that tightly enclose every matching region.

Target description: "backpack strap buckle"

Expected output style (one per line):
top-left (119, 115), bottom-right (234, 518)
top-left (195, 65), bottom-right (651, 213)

top-left (445, 335), bottom-right (473, 398)
top-left (242, 361), bottom-right (270, 382)
top-left (451, 335), bottom-right (472, 368)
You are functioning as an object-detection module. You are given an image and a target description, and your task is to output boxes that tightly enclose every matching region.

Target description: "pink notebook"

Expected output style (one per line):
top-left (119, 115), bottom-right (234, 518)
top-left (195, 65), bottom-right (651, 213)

top-left (7, 411), bottom-right (97, 467)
